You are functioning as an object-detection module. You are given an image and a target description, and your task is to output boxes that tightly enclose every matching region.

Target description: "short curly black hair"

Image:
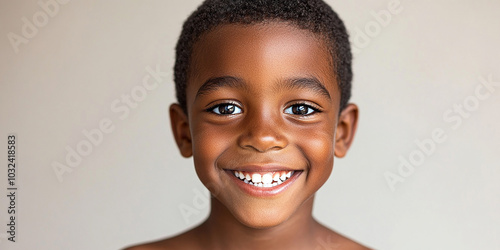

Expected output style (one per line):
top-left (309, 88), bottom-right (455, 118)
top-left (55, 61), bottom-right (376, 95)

top-left (175, 0), bottom-right (352, 113)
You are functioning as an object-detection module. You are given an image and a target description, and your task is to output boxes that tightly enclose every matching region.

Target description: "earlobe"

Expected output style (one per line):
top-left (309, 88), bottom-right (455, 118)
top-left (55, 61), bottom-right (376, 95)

top-left (334, 103), bottom-right (359, 158)
top-left (169, 104), bottom-right (193, 158)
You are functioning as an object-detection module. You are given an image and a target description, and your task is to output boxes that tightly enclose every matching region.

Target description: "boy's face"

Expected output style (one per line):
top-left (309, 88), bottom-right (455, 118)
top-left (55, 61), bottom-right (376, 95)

top-left (171, 22), bottom-right (358, 228)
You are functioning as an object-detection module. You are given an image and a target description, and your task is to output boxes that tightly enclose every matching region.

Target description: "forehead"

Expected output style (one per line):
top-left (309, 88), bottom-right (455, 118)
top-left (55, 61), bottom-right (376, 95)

top-left (187, 22), bottom-right (338, 100)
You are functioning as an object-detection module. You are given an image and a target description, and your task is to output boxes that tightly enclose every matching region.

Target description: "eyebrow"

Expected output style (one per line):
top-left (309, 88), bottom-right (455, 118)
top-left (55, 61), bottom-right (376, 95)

top-left (195, 76), bottom-right (246, 99)
top-left (194, 75), bottom-right (332, 101)
top-left (278, 77), bottom-right (332, 101)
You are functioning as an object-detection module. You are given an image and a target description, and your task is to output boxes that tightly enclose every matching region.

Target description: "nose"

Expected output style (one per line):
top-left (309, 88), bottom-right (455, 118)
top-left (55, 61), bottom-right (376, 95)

top-left (237, 110), bottom-right (288, 152)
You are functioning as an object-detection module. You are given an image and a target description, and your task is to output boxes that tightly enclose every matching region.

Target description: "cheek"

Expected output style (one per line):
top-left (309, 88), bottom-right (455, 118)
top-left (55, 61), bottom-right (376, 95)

top-left (190, 121), bottom-right (235, 191)
top-left (295, 122), bottom-right (336, 184)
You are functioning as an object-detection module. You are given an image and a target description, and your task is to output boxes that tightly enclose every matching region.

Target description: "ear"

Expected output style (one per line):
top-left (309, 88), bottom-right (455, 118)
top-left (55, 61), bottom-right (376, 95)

top-left (334, 103), bottom-right (359, 158)
top-left (169, 104), bottom-right (192, 158)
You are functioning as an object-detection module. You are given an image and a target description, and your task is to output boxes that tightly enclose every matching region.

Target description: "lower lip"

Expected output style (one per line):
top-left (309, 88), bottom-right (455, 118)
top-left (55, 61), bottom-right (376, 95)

top-left (225, 170), bottom-right (302, 197)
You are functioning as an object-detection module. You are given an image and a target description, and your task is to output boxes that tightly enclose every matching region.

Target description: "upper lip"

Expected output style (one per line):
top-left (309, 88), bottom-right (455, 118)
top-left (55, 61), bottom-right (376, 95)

top-left (224, 164), bottom-right (302, 172)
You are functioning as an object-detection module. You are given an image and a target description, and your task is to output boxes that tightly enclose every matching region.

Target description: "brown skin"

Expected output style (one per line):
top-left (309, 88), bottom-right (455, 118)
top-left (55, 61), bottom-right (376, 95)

top-left (125, 22), bottom-right (368, 250)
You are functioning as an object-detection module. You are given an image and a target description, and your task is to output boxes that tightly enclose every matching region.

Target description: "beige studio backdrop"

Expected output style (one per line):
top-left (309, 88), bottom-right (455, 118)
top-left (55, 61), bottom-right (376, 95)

top-left (1, 0), bottom-right (499, 249)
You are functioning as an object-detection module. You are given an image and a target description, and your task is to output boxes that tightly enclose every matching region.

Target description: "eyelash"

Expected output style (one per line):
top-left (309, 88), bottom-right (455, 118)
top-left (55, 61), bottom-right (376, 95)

top-left (205, 102), bottom-right (242, 115)
top-left (205, 102), bottom-right (322, 116)
top-left (284, 103), bottom-right (322, 116)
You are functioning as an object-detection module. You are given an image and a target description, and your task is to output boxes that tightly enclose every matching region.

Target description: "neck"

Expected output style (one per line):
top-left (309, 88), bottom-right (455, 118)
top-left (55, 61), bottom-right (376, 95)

top-left (196, 196), bottom-right (320, 249)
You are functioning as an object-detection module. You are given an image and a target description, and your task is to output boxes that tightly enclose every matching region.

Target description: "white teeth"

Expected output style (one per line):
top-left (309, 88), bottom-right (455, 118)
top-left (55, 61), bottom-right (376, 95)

top-left (262, 173), bottom-right (273, 184)
top-left (251, 173), bottom-right (262, 183)
top-left (280, 173), bottom-right (287, 181)
top-left (234, 170), bottom-right (297, 188)
top-left (273, 172), bottom-right (280, 181)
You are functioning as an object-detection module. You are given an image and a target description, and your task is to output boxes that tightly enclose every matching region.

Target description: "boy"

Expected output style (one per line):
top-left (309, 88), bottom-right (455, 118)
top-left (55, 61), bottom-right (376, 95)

top-left (127, 0), bottom-right (367, 249)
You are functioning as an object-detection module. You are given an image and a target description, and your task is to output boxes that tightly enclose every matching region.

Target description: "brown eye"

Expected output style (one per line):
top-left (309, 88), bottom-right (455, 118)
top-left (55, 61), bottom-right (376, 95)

top-left (210, 103), bottom-right (242, 115)
top-left (293, 105), bottom-right (307, 115)
top-left (284, 104), bottom-right (318, 116)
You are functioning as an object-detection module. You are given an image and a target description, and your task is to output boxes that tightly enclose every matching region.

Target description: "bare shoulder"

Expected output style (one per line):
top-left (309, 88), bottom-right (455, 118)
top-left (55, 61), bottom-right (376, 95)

top-left (315, 223), bottom-right (372, 250)
top-left (333, 233), bottom-right (372, 250)
top-left (123, 228), bottom-right (203, 250)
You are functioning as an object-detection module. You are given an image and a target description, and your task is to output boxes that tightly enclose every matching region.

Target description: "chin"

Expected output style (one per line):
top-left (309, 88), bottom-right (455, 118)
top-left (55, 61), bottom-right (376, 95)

top-left (231, 205), bottom-right (293, 229)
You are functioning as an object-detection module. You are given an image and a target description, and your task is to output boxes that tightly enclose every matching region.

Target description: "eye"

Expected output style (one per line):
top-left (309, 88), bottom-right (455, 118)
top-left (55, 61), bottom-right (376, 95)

top-left (208, 103), bottom-right (242, 115)
top-left (284, 104), bottom-right (319, 116)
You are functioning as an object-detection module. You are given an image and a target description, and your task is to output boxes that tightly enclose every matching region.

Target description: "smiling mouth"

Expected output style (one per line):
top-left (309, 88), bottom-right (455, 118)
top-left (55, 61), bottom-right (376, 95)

top-left (232, 170), bottom-right (296, 188)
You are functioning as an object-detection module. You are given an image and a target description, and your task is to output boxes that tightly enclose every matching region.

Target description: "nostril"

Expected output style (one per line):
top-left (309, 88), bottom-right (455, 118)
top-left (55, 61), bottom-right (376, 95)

top-left (238, 133), bottom-right (288, 152)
